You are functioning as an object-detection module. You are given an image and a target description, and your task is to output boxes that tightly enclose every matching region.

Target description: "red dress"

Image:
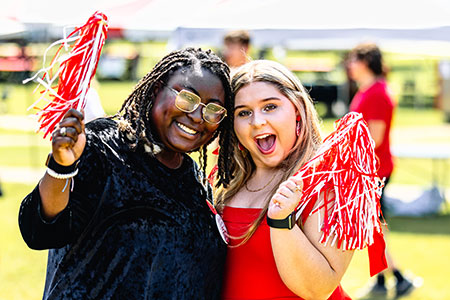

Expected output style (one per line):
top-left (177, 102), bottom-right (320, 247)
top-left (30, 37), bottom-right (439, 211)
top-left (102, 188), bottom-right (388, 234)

top-left (221, 206), bottom-right (351, 300)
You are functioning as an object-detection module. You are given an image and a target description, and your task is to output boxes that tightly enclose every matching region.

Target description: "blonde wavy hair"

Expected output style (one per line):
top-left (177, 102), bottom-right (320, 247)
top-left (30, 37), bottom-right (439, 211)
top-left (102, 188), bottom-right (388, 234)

top-left (215, 60), bottom-right (323, 245)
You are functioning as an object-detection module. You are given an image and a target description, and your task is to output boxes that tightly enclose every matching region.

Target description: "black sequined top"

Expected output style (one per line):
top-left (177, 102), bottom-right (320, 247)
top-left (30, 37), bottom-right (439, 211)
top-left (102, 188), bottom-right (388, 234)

top-left (19, 118), bottom-right (227, 300)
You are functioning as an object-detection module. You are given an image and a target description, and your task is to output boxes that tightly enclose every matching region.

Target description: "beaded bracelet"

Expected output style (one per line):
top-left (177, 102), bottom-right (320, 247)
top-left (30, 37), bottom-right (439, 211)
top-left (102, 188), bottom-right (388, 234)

top-left (46, 168), bottom-right (79, 180)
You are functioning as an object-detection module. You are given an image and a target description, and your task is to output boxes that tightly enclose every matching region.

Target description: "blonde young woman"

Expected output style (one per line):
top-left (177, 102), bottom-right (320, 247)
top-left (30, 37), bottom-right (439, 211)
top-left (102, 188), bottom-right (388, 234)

top-left (214, 60), bottom-right (354, 299)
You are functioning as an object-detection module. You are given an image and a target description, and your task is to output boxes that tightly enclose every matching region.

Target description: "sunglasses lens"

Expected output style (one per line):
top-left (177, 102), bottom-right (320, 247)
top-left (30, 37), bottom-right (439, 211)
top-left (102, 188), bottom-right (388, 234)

top-left (176, 91), bottom-right (199, 112)
top-left (205, 104), bottom-right (226, 124)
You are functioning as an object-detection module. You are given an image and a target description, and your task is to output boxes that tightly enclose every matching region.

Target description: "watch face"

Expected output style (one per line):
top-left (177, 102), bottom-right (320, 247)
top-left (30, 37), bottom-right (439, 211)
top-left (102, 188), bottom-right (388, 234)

top-left (215, 214), bottom-right (229, 244)
top-left (288, 213), bottom-right (294, 229)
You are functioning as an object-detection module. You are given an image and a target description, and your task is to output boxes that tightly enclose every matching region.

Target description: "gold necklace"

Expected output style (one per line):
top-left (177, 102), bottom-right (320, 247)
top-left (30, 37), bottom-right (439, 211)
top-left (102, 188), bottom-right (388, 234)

top-left (245, 173), bottom-right (277, 193)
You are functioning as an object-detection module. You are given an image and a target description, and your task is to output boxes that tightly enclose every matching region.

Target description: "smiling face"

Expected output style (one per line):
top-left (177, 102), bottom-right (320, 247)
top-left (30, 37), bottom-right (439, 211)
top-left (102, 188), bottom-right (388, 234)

top-left (234, 81), bottom-right (298, 169)
top-left (150, 67), bottom-right (225, 153)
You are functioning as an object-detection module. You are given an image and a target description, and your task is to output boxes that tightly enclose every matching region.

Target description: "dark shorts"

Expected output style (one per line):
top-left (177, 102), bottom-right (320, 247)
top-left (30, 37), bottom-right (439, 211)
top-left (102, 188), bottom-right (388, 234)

top-left (379, 177), bottom-right (390, 220)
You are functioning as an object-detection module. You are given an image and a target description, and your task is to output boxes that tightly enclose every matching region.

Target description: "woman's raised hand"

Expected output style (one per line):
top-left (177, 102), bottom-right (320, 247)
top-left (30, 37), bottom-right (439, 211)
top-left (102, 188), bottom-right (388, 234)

top-left (51, 109), bottom-right (86, 166)
top-left (268, 176), bottom-right (303, 220)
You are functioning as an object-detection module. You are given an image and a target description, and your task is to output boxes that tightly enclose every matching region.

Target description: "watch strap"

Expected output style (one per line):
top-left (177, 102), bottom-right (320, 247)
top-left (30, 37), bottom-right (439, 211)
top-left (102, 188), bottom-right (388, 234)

top-left (266, 210), bottom-right (296, 230)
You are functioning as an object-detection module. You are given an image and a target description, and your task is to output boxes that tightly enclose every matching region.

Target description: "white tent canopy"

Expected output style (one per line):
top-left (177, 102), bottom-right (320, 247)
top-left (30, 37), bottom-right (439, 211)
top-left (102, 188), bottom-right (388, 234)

top-left (4, 0), bottom-right (450, 54)
top-left (10, 0), bottom-right (450, 30)
top-left (0, 17), bottom-right (27, 41)
top-left (189, 0), bottom-right (450, 30)
top-left (167, 0), bottom-right (450, 55)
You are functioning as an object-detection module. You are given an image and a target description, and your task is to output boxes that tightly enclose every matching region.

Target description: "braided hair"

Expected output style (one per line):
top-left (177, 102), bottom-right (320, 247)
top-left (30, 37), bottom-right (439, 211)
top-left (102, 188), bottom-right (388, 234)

top-left (216, 96), bottom-right (236, 188)
top-left (116, 47), bottom-right (232, 177)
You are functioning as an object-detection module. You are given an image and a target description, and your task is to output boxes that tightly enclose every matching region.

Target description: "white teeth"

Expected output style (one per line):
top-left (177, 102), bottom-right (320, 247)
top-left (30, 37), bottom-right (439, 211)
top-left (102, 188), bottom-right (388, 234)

top-left (256, 134), bottom-right (271, 139)
top-left (177, 122), bottom-right (197, 135)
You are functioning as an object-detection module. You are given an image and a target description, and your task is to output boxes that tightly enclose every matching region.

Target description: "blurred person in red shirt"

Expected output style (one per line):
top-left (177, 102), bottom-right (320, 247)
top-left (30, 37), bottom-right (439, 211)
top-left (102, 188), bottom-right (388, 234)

top-left (348, 43), bottom-right (414, 299)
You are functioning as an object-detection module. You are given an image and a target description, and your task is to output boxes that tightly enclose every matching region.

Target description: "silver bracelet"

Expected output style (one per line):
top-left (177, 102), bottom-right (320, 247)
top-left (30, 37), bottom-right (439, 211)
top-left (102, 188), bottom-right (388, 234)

top-left (46, 167), bottom-right (79, 179)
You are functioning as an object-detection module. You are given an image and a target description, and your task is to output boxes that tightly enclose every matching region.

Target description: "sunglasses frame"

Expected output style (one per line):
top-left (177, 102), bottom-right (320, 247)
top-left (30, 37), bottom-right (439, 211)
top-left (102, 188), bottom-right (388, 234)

top-left (164, 86), bottom-right (227, 124)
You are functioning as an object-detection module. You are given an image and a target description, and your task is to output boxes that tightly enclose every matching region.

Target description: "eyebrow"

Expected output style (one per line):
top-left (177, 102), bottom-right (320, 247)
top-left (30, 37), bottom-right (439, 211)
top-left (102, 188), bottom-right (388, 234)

top-left (181, 85), bottom-right (223, 104)
top-left (234, 97), bottom-right (282, 110)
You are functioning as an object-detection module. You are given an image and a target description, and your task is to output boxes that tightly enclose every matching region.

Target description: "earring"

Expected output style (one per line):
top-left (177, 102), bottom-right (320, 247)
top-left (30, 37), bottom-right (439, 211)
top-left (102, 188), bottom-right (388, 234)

top-left (296, 115), bottom-right (301, 137)
top-left (212, 146), bottom-right (220, 155)
top-left (238, 142), bottom-right (245, 151)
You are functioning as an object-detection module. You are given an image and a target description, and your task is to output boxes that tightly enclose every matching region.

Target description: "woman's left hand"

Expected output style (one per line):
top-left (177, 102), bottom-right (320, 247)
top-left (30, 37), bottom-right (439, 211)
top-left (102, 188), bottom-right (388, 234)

top-left (268, 177), bottom-right (303, 220)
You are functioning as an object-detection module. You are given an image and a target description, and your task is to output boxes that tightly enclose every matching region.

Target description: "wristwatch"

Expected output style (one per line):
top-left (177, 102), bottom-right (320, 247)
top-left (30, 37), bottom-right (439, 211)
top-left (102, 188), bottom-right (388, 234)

top-left (266, 211), bottom-right (296, 230)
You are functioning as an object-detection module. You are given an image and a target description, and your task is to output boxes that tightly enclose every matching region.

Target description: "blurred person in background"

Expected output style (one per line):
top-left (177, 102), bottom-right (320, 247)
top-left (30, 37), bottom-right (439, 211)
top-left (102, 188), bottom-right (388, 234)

top-left (209, 29), bottom-right (252, 154)
top-left (347, 42), bottom-right (414, 299)
top-left (222, 29), bottom-right (251, 72)
top-left (84, 77), bottom-right (106, 123)
top-left (343, 52), bottom-right (359, 107)
top-left (84, 87), bottom-right (105, 122)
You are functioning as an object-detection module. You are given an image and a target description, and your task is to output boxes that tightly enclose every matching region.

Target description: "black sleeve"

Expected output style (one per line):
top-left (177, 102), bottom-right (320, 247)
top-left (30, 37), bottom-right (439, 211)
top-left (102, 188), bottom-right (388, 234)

top-left (18, 124), bottom-right (109, 250)
top-left (19, 184), bottom-right (73, 250)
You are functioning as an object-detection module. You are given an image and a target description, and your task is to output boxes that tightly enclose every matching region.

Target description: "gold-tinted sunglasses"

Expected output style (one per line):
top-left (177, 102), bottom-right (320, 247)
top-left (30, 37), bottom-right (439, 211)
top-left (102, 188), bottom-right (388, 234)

top-left (165, 86), bottom-right (227, 124)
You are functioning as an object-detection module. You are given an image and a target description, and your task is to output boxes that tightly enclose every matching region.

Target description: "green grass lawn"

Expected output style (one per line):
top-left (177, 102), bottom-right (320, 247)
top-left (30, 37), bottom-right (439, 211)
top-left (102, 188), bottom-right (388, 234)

top-left (96, 81), bottom-right (137, 115)
top-left (342, 224), bottom-right (450, 300)
top-left (0, 145), bottom-right (50, 168)
top-left (0, 183), bottom-right (47, 300)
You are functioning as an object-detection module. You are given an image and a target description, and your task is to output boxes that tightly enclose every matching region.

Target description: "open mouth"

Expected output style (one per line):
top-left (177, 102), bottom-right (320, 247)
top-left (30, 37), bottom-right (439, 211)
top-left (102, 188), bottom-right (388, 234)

top-left (176, 122), bottom-right (198, 135)
top-left (255, 134), bottom-right (276, 154)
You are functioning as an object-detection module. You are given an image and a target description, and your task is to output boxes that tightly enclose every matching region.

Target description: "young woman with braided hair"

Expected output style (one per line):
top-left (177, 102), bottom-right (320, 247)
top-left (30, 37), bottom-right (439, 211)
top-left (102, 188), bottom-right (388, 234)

top-left (214, 60), bottom-right (355, 299)
top-left (19, 48), bottom-right (232, 299)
